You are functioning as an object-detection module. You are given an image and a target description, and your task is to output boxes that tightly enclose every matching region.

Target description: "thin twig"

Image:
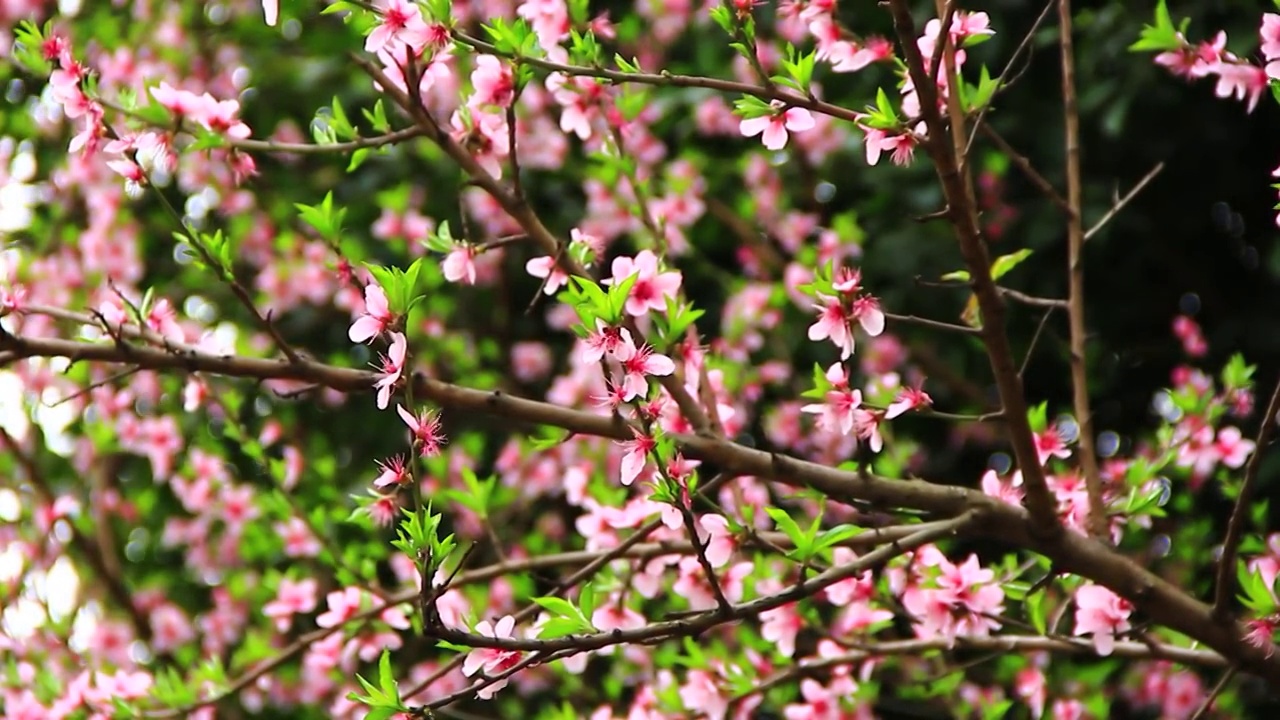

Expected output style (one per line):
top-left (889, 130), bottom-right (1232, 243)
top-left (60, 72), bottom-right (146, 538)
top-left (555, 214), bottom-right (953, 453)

top-left (979, 124), bottom-right (1071, 212)
top-left (232, 126), bottom-right (428, 154)
top-left (884, 311), bottom-right (983, 335)
top-left (1190, 666), bottom-right (1237, 720)
top-left (999, 287), bottom-right (1068, 309)
top-left (1083, 162), bottom-right (1166, 241)
top-left (452, 32), bottom-right (861, 122)
top-left (1019, 307), bottom-right (1058, 379)
top-left (731, 634), bottom-right (1226, 711)
top-left (681, 505), bottom-right (732, 615)
top-left (962, 0), bottom-right (1057, 160)
top-left (1214, 376), bottom-right (1280, 618)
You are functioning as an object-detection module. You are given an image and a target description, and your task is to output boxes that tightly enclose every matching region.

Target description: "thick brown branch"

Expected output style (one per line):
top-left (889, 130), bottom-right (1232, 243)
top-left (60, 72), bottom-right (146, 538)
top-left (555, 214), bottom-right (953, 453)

top-left (1058, 0), bottom-right (1107, 539)
top-left (4, 327), bottom-right (1280, 681)
top-left (886, 0), bottom-right (1061, 536)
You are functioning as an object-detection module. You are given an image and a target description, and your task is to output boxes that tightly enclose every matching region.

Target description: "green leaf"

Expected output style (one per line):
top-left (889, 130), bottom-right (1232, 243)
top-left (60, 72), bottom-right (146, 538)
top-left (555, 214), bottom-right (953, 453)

top-left (1026, 590), bottom-right (1047, 635)
top-left (1129, 0), bottom-right (1182, 52)
top-left (813, 524), bottom-right (862, 553)
top-left (534, 596), bottom-right (580, 618)
top-left (348, 147), bottom-right (372, 172)
top-left (539, 616), bottom-right (588, 639)
top-left (378, 649), bottom-right (399, 699)
top-left (1027, 402), bottom-right (1048, 433)
top-left (733, 94), bottom-right (773, 119)
top-left (765, 506), bottom-right (814, 558)
top-left (990, 249), bottom-right (1032, 280)
top-left (295, 192), bottom-right (347, 241)
top-left (363, 99), bottom-right (390, 132)
top-left (579, 584), bottom-right (598, 619)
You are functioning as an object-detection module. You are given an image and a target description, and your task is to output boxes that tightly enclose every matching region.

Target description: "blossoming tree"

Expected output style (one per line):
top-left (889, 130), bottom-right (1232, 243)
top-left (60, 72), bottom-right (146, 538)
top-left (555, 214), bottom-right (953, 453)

top-left (1, 0), bottom-right (1280, 718)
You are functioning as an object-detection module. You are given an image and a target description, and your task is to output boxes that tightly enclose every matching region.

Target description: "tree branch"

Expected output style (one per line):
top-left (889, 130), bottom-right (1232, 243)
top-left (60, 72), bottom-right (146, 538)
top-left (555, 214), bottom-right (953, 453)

top-left (1057, 0), bottom-right (1107, 539)
top-left (5, 320), bottom-right (1280, 681)
top-left (1214, 376), bottom-right (1280, 618)
top-left (886, 0), bottom-right (1061, 536)
top-left (1084, 161), bottom-right (1166, 241)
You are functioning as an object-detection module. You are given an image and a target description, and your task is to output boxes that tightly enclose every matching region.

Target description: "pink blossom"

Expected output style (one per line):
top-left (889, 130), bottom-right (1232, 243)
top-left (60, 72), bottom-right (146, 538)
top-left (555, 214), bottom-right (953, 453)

top-left (442, 245), bottom-right (478, 284)
top-left (859, 121), bottom-right (922, 167)
top-left (316, 586), bottom-right (365, 628)
top-left (349, 283), bottom-right (394, 343)
top-left (263, 578), bottom-right (318, 632)
top-left (901, 553), bottom-right (1004, 645)
top-left (607, 250), bottom-right (683, 317)
top-left (1263, 14), bottom-right (1280, 61)
top-left (373, 455), bottom-right (411, 488)
top-left (526, 255), bottom-right (570, 295)
top-left (1034, 425), bottom-right (1072, 465)
top-left (824, 547), bottom-right (875, 606)
top-left (618, 430), bottom-right (656, 486)
top-left (145, 298), bottom-right (185, 342)
top-left (697, 514), bottom-right (736, 567)
top-left (1212, 61), bottom-right (1269, 113)
top-left (679, 669), bottom-right (728, 720)
top-left (1244, 616), bottom-right (1279, 657)
top-left (262, 0), bottom-right (278, 25)
top-left (462, 616), bottom-right (523, 699)
top-left (981, 469), bottom-right (1025, 507)
top-left (808, 294), bottom-right (854, 359)
top-left (1248, 534), bottom-right (1280, 591)
top-left (783, 678), bottom-right (845, 720)
top-left (1215, 426), bottom-right (1255, 468)
top-left (373, 332), bottom-right (408, 409)
top-left (1014, 666), bottom-right (1046, 719)
top-left (591, 603), bottom-right (645, 633)
top-left (760, 602), bottom-right (803, 657)
top-left (470, 55), bottom-right (515, 108)
top-left (1146, 34), bottom-right (1215, 87)
top-left (801, 362), bottom-right (862, 435)
top-left (852, 408), bottom-right (884, 452)
top-left (193, 94), bottom-right (252, 140)
top-left (397, 405), bottom-right (446, 457)
top-left (740, 102), bottom-right (816, 150)
top-left (450, 109), bottom-right (510, 178)
top-left (365, 0), bottom-right (433, 54)
top-left (583, 319), bottom-right (633, 363)
top-left (277, 517), bottom-right (322, 557)
top-left (886, 383), bottom-right (933, 419)
top-left (850, 295), bottom-right (884, 336)
top-left (615, 338), bottom-right (676, 401)
top-left (950, 11), bottom-right (993, 41)
top-left (834, 600), bottom-right (894, 635)
top-left (1073, 583), bottom-right (1132, 656)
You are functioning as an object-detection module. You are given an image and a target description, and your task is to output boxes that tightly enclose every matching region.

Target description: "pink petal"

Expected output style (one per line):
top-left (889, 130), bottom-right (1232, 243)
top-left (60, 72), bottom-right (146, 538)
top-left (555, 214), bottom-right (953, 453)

top-left (349, 316), bottom-right (382, 344)
top-left (396, 404), bottom-right (418, 431)
top-left (859, 308), bottom-right (885, 336)
top-left (643, 353), bottom-right (675, 376)
top-left (738, 115), bottom-right (771, 139)
top-left (784, 108), bottom-right (815, 132)
top-left (761, 122), bottom-right (789, 150)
